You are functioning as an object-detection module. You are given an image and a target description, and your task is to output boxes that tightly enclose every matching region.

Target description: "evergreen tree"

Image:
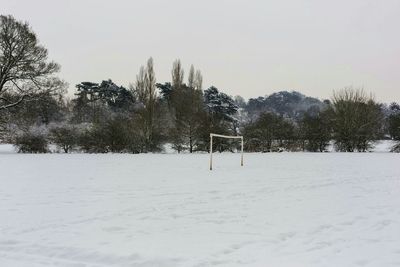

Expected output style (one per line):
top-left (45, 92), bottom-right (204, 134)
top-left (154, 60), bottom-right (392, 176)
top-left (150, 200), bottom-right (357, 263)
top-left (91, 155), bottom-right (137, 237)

top-left (72, 80), bottom-right (134, 123)
top-left (196, 86), bottom-right (239, 152)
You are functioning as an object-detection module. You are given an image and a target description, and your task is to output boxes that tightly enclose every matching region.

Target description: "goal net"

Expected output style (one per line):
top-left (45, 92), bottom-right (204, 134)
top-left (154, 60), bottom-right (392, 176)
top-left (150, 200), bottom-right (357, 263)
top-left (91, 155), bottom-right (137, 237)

top-left (209, 133), bottom-right (244, 170)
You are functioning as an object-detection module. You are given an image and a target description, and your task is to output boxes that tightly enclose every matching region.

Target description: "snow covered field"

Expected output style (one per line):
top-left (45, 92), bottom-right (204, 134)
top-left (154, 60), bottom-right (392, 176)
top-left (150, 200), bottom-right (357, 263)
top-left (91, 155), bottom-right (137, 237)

top-left (1, 147), bottom-right (399, 266)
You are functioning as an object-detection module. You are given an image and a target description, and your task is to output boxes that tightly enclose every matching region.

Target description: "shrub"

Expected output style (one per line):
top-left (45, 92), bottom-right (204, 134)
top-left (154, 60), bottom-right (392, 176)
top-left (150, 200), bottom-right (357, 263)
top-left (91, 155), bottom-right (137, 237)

top-left (391, 142), bottom-right (400, 153)
top-left (14, 126), bottom-right (49, 153)
top-left (77, 116), bottom-right (145, 153)
top-left (299, 110), bottom-right (332, 152)
top-left (243, 112), bottom-right (297, 152)
top-left (49, 123), bottom-right (79, 153)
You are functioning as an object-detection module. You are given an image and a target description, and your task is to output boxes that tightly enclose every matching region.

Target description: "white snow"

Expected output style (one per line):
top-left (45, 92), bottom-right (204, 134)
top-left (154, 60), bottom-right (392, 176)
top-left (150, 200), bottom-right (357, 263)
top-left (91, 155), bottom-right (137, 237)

top-left (1, 148), bottom-right (400, 266)
top-left (0, 144), bottom-right (16, 154)
top-left (371, 140), bottom-right (397, 152)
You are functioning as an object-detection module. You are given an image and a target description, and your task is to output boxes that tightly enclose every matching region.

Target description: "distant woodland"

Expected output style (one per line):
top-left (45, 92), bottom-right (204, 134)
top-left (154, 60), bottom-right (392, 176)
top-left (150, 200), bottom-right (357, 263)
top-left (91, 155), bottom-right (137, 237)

top-left (1, 15), bottom-right (400, 153)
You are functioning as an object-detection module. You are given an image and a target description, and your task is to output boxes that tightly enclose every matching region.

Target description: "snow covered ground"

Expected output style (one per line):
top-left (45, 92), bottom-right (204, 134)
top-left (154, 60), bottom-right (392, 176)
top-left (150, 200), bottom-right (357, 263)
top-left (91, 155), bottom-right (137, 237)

top-left (1, 147), bottom-right (399, 266)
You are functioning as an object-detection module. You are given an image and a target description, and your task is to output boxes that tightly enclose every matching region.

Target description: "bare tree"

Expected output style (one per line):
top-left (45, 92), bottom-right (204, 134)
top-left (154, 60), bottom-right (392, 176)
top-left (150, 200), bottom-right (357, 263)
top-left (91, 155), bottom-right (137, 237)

top-left (331, 87), bottom-right (383, 152)
top-left (194, 70), bottom-right (203, 91)
top-left (144, 57), bottom-right (157, 149)
top-left (171, 59), bottom-right (184, 89)
top-left (188, 65), bottom-right (195, 89)
top-left (187, 67), bottom-right (204, 152)
top-left (168, 63), bottom-right (205, 153)
top-left (133, 66), bottom-right (146, 104)
top-left (0, 15), bottom-right (63, 111)
top-left (130, 57), bottom-right (160, 151)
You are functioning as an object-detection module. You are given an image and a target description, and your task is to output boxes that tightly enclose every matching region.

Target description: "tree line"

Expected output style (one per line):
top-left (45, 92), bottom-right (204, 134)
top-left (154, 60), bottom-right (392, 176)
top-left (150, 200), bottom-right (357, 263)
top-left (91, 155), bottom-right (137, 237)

top-left (1, 15), bottom-right (400, 153)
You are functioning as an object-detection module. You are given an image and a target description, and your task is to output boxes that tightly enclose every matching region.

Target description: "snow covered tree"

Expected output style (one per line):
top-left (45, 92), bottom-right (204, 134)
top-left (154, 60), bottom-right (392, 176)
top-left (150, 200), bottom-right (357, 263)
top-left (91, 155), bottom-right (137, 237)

top-left (245, 91), bottom-right (325, 121)
top-left (73, 80), bottom-right (135, 123)
top-left (73, 81), bottom-right (106, 123)
top-left (14, 125), bottom-right (49, 153)
top-left (97, 80), bottom-right (134, 111)
top-left (204, 86), bottom-right (238, 122)
top-left (234, 95), bottom-right (247, 109)
top-left (156, 82), bottom-right (173, 104)
top-left (194, 86), bottom-right (239, 152)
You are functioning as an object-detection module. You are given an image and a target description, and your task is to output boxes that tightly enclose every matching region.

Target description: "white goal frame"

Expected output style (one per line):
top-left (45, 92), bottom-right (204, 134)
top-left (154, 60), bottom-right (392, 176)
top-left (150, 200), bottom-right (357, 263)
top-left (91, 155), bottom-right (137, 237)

top-left (209, 133), bottom-right (243, 170)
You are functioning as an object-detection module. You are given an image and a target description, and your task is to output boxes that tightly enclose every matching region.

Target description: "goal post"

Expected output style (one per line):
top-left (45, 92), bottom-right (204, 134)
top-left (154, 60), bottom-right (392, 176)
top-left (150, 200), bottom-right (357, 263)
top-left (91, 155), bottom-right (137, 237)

top-left (209, 133), bottom-right (244, 170)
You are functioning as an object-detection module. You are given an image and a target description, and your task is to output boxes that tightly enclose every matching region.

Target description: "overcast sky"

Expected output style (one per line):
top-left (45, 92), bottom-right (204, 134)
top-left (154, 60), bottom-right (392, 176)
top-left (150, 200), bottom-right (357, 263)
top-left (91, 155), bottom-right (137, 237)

top-left (2, 0), bottom-right (400, 102)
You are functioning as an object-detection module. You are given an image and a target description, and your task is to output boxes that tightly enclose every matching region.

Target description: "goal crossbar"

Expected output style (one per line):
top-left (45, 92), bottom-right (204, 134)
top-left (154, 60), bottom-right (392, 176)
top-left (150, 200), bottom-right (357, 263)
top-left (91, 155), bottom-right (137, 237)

top-left (209, 133), bottom-right (243, 170)
top-left (210, 133), bottom-right (243, 139)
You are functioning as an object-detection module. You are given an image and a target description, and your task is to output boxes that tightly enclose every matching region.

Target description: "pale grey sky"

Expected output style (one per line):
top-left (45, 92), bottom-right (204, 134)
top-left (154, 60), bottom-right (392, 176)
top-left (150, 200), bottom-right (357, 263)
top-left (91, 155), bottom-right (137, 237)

top-left (2, 0), bottom-right (400, 102)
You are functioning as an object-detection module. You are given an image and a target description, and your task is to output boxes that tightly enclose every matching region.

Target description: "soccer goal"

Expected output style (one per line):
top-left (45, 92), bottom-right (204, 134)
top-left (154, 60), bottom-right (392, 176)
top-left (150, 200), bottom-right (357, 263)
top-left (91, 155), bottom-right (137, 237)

top-left (209, 133), bottom-right (244, 170)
